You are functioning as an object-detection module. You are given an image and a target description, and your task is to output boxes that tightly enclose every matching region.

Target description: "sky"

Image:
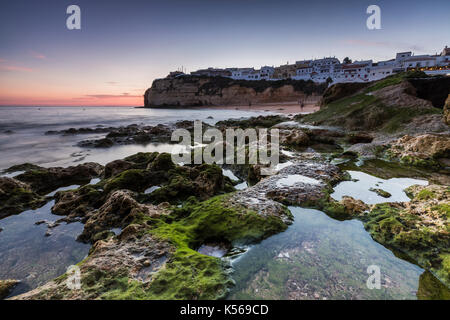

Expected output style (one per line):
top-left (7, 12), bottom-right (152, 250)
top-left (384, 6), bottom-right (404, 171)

top-left (0, 0), bottom-right (449, 106)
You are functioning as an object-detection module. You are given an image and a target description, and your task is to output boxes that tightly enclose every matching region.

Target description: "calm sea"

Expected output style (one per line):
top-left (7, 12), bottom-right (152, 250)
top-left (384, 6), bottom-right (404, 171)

top-left (0, 106), bottom-right (269, 170)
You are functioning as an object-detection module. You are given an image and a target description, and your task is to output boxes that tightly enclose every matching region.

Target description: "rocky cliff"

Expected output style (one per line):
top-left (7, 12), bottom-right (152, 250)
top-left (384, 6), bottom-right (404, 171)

top-left (303, 72), bottom-right (450, 134)
top-left (144, 76), bottom-right (327, 107)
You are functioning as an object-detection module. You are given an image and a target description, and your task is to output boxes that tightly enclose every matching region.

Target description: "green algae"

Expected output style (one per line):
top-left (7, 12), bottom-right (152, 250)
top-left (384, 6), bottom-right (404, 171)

top-left (416, 271), bottom-right (450, 300)
top-left (301, 72), bottom-right (441, 133)
top-left (57, 194), bottom-right (291, 300)
top-left (103, 169), bottom-right (151, 193)
top-left (369, 188), bottom-right (392, 198)
top-left (364, 203), bottom-right (450, 287)
top-left (0, 186), bottom-right (46, 218)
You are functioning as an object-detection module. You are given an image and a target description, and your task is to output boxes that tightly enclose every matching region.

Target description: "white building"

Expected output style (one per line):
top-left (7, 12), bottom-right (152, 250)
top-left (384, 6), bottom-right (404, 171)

top-left (230, 68), bottom-right (255, 80)
top-left (187, 47), bottom-right (450, 84)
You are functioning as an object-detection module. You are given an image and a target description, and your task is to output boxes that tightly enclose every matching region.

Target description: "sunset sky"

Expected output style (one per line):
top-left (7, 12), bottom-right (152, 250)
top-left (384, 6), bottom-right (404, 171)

top-left (0, 0), bottom-right (449, 106)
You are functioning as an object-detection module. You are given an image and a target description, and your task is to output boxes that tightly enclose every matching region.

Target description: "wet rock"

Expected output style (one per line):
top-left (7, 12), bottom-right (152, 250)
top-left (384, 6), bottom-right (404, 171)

top-left (3, 163), bottom-right (42, 174)
top-left (103, 160), bottom-right (133, 179)
top-left (369, 188), bottom-right (392, 198)
top-left (216, 115), bottom-right (289, 129)
top-left (346, 132), bottom-right (374, 144)
top-left (228, 161), bottom-right (346, 223)
top-left (339, 196), bottom-right (369, 215)
top-left (78, 190), bottom-right (170, 243)
top-left (15, 162), bottom-right (103, 194)
top-left (0, 177), bottom-right (46, 219)
top-left (0, 279), bottom-right (20, 299)
top-left (416, 271), bottom-right (450, 300)
top-left (280, 129), bottom-right (310, 147)
top-left (246, 161), bottom-right (344, 207)
top-left (52, 184), bottom-right (104, 219)
top-left (146, 153), bottom-right (176, 172)
top-left (12, 234), bottom-right (173, 300)
top-left (78, 138), bottom-right (114, 148)
top-left (45, 127), bottom-right (114, 135)
top-left (365, 184), bottom-right (450, 287)
top-left (387, 134), bottom-right (450, 168)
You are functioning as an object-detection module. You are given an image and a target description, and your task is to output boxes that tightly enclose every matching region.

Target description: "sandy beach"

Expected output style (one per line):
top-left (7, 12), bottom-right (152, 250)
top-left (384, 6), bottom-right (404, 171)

top-left (200, 100), bottom-right (321, 115)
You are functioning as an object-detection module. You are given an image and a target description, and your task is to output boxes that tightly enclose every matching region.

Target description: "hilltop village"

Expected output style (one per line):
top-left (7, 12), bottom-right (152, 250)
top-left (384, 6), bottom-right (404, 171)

top-left (167, 46), bottom-right (450, 84)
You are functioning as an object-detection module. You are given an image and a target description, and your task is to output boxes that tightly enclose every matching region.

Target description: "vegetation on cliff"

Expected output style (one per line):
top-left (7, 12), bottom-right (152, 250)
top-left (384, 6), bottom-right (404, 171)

top-left (302, 72), bottom-right (447, 134)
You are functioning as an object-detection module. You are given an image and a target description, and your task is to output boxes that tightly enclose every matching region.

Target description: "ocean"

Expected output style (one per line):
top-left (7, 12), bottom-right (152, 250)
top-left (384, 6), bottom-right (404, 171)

top-left (0, 106), bottom-right (268, 171)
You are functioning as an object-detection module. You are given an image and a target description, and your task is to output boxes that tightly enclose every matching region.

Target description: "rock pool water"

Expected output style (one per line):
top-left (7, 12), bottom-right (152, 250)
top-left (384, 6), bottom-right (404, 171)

top-left (0, 201), bottom-right (89, 297)
top-left (331, 170), bottom-right (428, 204)
top-left (228, 207), bottom-right (425, 300)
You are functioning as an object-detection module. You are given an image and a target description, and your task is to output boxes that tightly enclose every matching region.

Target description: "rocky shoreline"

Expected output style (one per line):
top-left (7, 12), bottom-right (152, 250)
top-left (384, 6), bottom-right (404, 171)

top-left (1, 72), bottom-right (449, 300)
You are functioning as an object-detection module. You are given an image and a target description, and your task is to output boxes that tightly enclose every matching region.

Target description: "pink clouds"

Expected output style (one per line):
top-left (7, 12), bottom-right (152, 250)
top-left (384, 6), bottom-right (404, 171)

top-left (0, 58), bottom-right (34, 72)
top-left (84, 93), bottom-right (141, 99)
top-left (0, 64), bottom-right (33, 72)
top-left (30, 51), bottom-right (46, 60)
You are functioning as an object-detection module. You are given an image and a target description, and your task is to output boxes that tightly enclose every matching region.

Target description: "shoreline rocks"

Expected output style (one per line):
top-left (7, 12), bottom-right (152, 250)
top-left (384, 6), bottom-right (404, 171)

top-left (0, 177), bottom-right (46, 219)
top-left (0, 280), bottom-right (20, 300)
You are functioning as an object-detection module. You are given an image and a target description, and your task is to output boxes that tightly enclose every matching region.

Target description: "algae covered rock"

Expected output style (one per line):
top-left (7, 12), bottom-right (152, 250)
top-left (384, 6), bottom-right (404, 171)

top-left (14, 191), bottom-right (293, 300)
top-left (103, 160), bottom-right (133, 179)
top-left (78, 190), bottom-right (170, 242)
top-left (15, 162), bottom-right (103, 194)
top-left (339, 196), bottom-right (369, 216)
top-left (216, 115), bottom-right (289, 129)
top-left (0, 177), bottom-right (46, 219)
top-left (0, 279), bottom-right (19, 299)
top-left (417, 271), bottom-right (450, 300)
top-left (280, 129), bottom-right (310, 147)
top-left (364, 184), bottom-right (450, 287)
top-left (369, 188), bottom-right (392, 198)
top-left (388, 134), bottom-right (450, 168)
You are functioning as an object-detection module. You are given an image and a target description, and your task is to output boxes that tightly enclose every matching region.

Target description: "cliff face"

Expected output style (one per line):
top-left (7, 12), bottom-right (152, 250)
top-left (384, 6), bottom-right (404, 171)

top-left (144, 76), bottom-right (326, 107)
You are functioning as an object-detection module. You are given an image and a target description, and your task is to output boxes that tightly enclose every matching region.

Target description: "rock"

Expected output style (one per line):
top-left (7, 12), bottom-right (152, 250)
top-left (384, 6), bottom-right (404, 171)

top-left (52, 184), bottom-right (104, 219)
top-left (144, 76), bottom-right (326, 107)
top-left (369, 188), bottom-right (392, 198)
top-left (146, 153), bottom-right (176, 172)
top-left (230, 161), bottom-right (347, 221)
top-left (320, 82), bottom-right (369, 106)
top-left (0, 177), bottom-right (45, 219)
top-left (16, 162), bottom-right (103, 194)
top-left (78, 138), bottom-right (114, 148)
top-left (388, 134), bottom-right (450, 167)
top-left (302, 75), bottom-right (447, 133)
top-left (339, 196), bottom-right (369, 215)
top-left (45, 127), bottom-right (114, 135)
top-left (216, 115), bottom-right (289, 129)
top-left (0, 279), bottom-right (20, 299)
top-left (365, 184), bottom-right (450, 287)
top-left (346, 132), bottom-right (374, 144)
top-left (280, 129), bottom-right (310, 147)
top-left (103, 160), bottom-right (133, 179)
top-left (444, 94), bottom-right (450, 125)
top-left (78, 190), bottom-right (170, 242)
top-left (12, 234), bottom-right (173, 300)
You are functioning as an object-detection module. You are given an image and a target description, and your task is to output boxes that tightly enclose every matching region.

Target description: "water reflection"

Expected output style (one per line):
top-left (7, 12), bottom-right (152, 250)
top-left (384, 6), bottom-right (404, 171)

top-left (228, 207), bottom-right (425, 300)
top-left (0, 201), bottom-right (89, 297)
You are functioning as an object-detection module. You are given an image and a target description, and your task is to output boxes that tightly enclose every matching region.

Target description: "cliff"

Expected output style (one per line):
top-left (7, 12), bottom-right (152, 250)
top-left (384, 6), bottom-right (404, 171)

top-left (144, 76), bottom-right (327, 107)
top-left (303, 72), bottom-right (450, 134)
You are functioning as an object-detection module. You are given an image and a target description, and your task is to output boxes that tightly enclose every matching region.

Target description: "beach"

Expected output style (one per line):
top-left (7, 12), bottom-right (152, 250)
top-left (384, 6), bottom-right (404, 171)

top-left (201, 100), bottom-right (320, 115)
